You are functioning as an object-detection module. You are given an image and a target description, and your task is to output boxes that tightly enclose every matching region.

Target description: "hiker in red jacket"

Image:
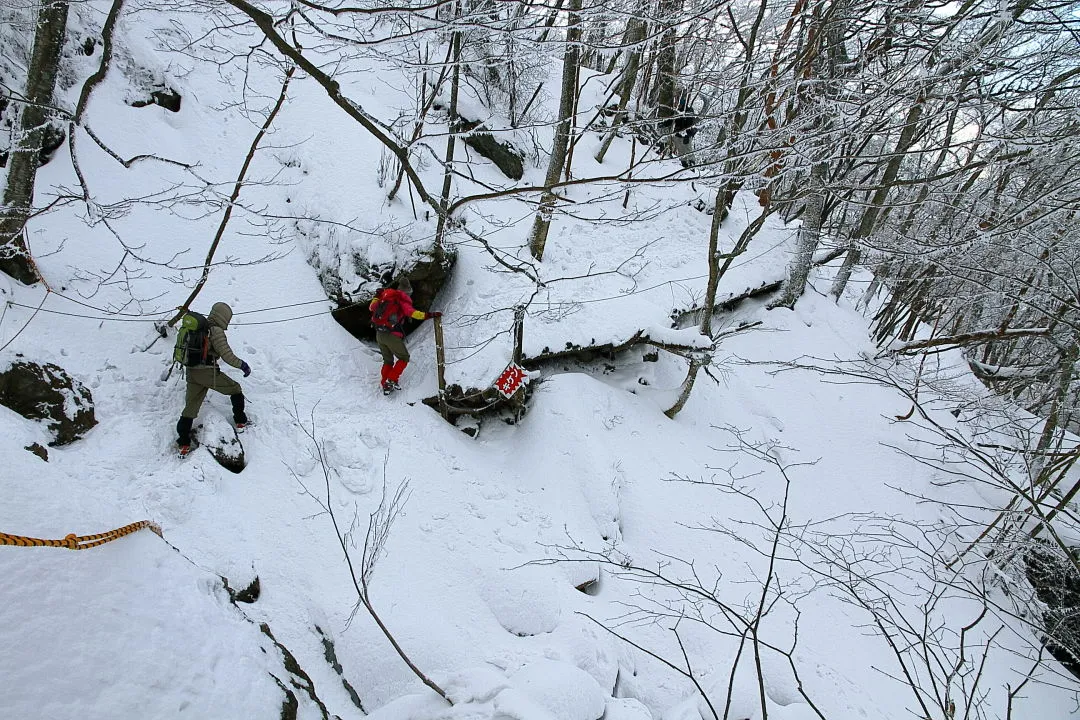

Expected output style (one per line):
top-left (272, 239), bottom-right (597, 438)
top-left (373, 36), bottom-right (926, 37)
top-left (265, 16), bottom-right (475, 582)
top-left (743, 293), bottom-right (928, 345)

top-left (368, 277), bottom-right (441, 393)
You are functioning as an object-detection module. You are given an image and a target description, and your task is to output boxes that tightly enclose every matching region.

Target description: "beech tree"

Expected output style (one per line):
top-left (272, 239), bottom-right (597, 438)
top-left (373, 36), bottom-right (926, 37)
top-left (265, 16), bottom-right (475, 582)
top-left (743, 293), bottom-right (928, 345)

top-left (0, 0), bottom-right (68, 285)
top-left (527, 0), bottom-right (583, 261)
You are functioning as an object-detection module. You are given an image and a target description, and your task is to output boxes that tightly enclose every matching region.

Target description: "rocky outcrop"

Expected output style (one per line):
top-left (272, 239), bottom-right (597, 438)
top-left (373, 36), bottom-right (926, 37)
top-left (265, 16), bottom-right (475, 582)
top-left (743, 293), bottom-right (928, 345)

top-left (456, 118), bottom-right (524, 180)
top-left (205, 427), bottom-right (245, 474)
top-left (1026, 544), bottom-right (1080, 679)
top-left (131, 86), bottom-right (181, 112)
top-left (422, 382), bottom-right (532, 437)
top-left (24, 442), bottom-right (48, 461)
top-left (221, 575), bottom-right (261, 605)
top-left (0, 359), bottom-right (96, 445)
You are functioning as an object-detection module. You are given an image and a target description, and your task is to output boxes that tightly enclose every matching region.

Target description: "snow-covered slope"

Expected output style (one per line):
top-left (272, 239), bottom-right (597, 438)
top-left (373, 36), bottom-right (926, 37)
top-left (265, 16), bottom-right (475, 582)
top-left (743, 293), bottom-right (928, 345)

top-left (1, 6), bottom-right (1076, 720)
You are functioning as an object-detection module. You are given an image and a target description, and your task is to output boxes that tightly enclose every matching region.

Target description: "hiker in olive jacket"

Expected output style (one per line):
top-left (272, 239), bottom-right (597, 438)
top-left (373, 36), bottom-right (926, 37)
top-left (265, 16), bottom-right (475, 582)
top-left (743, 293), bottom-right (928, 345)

top-left (176, 302), bottom-right (251, 453)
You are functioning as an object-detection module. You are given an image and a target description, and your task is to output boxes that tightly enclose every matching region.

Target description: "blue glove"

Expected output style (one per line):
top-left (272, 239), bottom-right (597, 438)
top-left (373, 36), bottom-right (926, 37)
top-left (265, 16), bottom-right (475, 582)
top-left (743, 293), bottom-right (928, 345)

top-left (241, 361), bottom-right (251, 377)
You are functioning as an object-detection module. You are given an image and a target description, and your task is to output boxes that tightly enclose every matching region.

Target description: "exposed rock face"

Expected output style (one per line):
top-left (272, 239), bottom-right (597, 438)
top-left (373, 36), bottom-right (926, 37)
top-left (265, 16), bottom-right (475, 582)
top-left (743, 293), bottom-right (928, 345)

top-left (331, 249), bottom-right (454, 341)
top-left (0, 359), bottom-right (96, 446)
top-left (131, 86), bottom-right (181, 112)
top-left (221, 575), bottom-right (260, 604)
top-left (456, 118), bottom-right (524, 180)
top-left (1026, 544), bottom-right (1080, 679)
top-left (204, 427), bottom-right (245, 474)
top-left (24, 442), bottom-right (48, 461)
top-left (35, 121), bottom-right (66, 165)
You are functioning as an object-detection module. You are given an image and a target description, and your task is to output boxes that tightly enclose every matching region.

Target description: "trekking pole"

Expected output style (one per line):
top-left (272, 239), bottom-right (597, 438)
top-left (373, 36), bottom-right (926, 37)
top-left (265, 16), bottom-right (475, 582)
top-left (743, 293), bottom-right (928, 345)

top-left (433, 315), bottom-right (448, 420)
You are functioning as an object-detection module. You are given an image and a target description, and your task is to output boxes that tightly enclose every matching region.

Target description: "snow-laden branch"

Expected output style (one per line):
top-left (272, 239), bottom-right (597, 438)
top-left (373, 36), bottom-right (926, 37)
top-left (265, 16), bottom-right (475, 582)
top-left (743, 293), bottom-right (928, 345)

top-left (891, 327), bottom-right (1052, 355)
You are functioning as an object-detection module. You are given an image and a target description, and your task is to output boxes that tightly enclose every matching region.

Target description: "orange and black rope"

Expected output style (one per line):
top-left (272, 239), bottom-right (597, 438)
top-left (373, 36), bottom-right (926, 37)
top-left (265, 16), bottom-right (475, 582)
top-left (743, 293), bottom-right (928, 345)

top-left (0, 520), bottom-right (162, 550)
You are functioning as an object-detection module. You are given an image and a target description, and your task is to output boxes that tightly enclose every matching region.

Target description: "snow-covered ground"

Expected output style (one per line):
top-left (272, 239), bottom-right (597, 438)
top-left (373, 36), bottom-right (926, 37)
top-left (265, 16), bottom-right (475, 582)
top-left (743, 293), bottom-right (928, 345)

top-left (1, 6), bottom-right (1077, 720)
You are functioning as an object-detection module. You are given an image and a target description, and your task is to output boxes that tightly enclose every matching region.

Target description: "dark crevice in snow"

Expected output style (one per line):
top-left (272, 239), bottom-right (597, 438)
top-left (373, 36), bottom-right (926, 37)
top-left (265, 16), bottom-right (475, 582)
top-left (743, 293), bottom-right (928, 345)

top-left (671, 246), bottom-right (844, 329)
top-left (269, 673), bottom-right (299, 720)
top-left (521, 330), bottom-right (701, 369)
top-left (575, 571), bottom-right (601, 596)
top-left (24, 442), bottom-right (48, 461)
top-left (316, 625), bottom-right (366, 714)
top-left (260, 623), bottom-right (336, 720)
top-left (203, 430), bottom-right (245, 473)
top-left (454, 118), bottom-right (525, 180)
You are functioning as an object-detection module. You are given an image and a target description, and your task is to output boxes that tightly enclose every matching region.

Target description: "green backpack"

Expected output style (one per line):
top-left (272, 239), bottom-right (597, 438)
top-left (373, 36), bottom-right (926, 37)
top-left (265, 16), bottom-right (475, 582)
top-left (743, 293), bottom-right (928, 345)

top-left (173, 311), bottom-right (211, 367)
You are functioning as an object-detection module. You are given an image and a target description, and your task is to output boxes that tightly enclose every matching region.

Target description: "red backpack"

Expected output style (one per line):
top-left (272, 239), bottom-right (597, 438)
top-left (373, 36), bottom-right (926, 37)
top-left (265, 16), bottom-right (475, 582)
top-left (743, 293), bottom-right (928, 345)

top-left (370, 291), bottom-right (405, 329)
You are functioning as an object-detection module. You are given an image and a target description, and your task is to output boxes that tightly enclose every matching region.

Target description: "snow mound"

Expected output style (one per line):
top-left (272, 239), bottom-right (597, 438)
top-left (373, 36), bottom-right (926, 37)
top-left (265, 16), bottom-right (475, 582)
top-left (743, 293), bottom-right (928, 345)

top-left (603, 697), bottom-right (653, 719)
top-left (0, 533), bottom-right (281, 720)
top-left (503, 659), bottom-right (607, 720)
top-left (480, 565), bottom-right (562, 636)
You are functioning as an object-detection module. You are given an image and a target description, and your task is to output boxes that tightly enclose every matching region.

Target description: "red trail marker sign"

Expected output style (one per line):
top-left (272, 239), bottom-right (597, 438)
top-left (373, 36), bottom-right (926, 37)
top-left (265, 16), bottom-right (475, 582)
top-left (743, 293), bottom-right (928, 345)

top-left (494, 363), bottom-right (528, 399)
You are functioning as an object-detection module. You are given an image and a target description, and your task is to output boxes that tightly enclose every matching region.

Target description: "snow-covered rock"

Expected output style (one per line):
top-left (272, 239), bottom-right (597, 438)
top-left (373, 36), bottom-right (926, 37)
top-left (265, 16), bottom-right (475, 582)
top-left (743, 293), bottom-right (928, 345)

top-left (505, 660), bottom-right (606, 720)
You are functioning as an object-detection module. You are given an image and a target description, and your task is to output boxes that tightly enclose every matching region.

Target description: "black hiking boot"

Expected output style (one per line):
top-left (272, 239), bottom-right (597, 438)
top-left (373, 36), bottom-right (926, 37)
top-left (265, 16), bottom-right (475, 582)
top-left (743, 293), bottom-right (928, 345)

top-left (176, 416), bottom-right (196, 458)
top-left (231, 393), bottom-right (248, 430)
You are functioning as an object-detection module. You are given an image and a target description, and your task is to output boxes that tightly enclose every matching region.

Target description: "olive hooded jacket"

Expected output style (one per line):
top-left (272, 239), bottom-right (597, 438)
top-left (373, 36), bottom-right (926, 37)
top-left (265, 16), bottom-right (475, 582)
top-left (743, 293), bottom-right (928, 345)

top-left (206, 302), bottom-right (244, 369)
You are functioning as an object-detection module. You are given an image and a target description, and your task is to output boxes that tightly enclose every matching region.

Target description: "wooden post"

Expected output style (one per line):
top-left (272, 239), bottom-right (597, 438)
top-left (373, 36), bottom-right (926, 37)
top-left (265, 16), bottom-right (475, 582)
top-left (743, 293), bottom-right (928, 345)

top-left (434, 315), bottom-right (448, 419)
top-left (512, 305), bottom-right (525, 365)
top-left (512, 306), bottom-right (527, 418)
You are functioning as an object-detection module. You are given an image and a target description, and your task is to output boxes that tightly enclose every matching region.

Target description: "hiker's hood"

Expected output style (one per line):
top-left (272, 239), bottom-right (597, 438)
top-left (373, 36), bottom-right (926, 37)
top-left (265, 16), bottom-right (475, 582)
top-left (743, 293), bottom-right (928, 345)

top-left (208, 302), bottom-right (233, 329)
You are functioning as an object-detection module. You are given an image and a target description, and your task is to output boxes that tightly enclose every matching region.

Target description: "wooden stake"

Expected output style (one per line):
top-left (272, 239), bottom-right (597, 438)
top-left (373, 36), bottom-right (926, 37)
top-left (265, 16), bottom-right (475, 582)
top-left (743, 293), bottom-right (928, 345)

top-left (434, 316), bottom-right (448, 419)
top-left (512, 305), bottom-right (525, 365)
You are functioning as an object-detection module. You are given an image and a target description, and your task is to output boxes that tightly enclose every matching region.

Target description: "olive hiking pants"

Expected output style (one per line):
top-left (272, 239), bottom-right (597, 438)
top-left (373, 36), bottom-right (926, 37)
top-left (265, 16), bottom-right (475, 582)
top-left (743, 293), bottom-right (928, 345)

top-left (182, 365), bottom-right (243, 419)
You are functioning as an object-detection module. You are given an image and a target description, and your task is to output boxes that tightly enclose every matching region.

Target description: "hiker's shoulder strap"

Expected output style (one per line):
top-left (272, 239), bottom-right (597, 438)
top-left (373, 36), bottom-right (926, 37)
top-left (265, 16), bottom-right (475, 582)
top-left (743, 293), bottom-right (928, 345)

top-left (370, 289), bottom-right (390, 307)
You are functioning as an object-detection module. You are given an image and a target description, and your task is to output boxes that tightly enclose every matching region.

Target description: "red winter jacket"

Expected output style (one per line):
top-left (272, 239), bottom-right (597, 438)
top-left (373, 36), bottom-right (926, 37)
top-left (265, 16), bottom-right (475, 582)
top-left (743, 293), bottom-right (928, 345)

top-left (369, 288), bottom-right (429, 337)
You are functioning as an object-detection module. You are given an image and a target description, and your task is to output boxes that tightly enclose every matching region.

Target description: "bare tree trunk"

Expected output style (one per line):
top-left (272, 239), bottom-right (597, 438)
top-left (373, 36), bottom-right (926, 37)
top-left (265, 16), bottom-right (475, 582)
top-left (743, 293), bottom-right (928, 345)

top-left (770, 161), bottom-right (826, 309)
top-left (527, 0), bottom-right (582, 261)
top-left (595, 13), bottom-right (645, 164)
top-left (664, 356), bottom-right (704, 419)
top-left (700, 184), bottom-right (736, 337)
top-left (666, 187), bottom-right (766, 420)
top-left (828, 246), bottom-right (861, 300)
top-left (0, 0), bottom-right (69, 285)
top-left (1033, 451), bottom-right (1080, 537)
top-left (664, 184), bottom-right (729, 420)
top-left (1031, 341), bottom-right (1078, 484)
top-left (765, 0), bottom-right (843, 307)
top-left (654, 0), bottom-right (682, 126)
top-left (434, 25), bottom-right (462, 257)
top-left (68, 0), bottom-right (124, 203)
top-left (562, 52), bottom-right (583, 183)
top-left (536, 0), bottom-right (568, 43)
top-left (830, 98), bottom-right (925, 299)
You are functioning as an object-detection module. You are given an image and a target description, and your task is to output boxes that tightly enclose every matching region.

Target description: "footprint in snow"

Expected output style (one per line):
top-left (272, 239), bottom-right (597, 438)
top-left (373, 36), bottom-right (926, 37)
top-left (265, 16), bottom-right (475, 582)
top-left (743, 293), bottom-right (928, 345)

top-left (493, 528), bottom-right (525, 553)
top-left (338, 470), bottom-right (373, 495)
top-left (481, 486), bottom-right (506, 501)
